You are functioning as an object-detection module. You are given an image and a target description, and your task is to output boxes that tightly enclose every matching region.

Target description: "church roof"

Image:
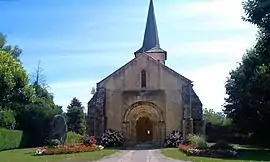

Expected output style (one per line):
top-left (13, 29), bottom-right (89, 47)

top-left (134, 0), bottom-right (166, 55)
top-left (97, 53), bottom-right (192, 88)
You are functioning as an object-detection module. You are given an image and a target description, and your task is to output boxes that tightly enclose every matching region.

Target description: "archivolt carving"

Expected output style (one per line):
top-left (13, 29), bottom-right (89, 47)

top-left (123, 101), bottom-right (164, 122)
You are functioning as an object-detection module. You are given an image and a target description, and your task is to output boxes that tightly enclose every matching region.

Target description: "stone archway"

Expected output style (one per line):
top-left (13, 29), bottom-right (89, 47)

top-left (122, 101), bottom-right (165, 146)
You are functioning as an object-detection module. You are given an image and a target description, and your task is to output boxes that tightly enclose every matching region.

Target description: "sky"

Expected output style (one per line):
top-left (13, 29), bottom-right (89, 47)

top-left (1, 0), bottom-right (257, 112)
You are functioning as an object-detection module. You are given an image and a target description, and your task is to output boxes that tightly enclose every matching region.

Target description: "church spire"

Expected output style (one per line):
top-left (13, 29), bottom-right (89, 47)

top-left (134, 0), bottom-right (166, 56)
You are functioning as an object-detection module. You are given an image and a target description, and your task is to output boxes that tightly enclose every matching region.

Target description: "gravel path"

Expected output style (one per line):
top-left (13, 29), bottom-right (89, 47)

top-left (95, 149), bottom-right (187, 162)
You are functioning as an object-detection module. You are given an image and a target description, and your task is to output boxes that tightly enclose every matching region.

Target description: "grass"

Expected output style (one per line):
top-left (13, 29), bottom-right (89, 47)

top-left (0, 148), bottom-right (119, 162)
top-left (161, 145), bottom-right (270, 162)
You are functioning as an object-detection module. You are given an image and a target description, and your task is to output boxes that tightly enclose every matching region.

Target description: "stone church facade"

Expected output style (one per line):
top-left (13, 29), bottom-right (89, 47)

top-left (87, 0), bottom-right (204, 146)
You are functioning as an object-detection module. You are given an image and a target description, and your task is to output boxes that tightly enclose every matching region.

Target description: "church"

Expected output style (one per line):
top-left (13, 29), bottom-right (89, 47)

top-left (87, 0), bottom-right (204, 146)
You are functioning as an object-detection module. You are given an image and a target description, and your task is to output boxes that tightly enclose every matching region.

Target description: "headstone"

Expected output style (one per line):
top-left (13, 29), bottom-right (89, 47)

top-left (50, 114), bottom-right (68, 145)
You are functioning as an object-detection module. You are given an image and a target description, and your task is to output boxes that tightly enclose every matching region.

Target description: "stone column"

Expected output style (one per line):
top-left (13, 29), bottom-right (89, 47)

top-left (131, 121), bottom-right (136, 146)
top-left (122, 122), bottom-right (131, 147)
top-left (153, 122), bottom-right (157, 145)
top-left (202, 119), bottom-right (206, 136)
top-left (159, 121), bottom-right (166, 146)
top-left (182, 119), bottom-right (187, 140)
top-left (190, 118), bottom-right (194, 134)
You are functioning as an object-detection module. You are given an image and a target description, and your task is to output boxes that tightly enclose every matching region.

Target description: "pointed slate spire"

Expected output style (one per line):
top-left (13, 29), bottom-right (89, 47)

top-left (134, 0), bottom-right (166, 55)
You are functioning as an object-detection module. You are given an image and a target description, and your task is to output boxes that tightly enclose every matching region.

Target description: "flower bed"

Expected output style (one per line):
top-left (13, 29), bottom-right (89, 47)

top-left (35, 144), bottom-right (104, 156)
top-left (178, 143), bottom-right (237, 158)
top-left (35, 136), bottom-right (104, 156)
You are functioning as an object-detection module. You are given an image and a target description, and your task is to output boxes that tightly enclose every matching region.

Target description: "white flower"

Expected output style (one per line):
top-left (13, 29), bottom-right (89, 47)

top-left (34, 149), bottom-right (46, 155)
top-left (98, 145), bottom-right (104, 150)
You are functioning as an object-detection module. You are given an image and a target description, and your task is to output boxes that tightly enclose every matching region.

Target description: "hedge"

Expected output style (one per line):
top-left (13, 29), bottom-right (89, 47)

top-left (0, 128), bottom-right (23, 151)
top-left (65, 132), bottom-right (83, 144)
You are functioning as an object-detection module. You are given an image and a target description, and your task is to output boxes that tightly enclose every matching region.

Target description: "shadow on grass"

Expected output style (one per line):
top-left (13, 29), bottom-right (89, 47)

top-left (191, 148), bottom-right (270, 161)
top-left (0, 148), bottom-right (19, 152)
top-left (230, 148), bottom-right (270, 161)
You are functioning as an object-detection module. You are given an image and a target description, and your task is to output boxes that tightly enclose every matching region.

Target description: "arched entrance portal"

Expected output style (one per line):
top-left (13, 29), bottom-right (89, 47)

top-left (122, 101), bottom-right (166, 146)
top-left (136, 116), bottom-right (153, 143)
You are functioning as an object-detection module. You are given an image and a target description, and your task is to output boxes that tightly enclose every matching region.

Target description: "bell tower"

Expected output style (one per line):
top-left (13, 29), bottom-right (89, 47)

top-left (134, 0), bottom-right (167, 64)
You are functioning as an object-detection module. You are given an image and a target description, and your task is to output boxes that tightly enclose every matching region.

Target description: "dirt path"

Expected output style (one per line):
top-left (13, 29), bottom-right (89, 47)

top-left (95, 149), bottom-right (187, 162)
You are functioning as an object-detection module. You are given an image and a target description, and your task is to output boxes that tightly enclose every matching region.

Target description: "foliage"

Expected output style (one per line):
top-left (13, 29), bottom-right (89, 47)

top-left (164, 130), bottom-right (183, 147)
top-left (100, 129), bottom-right (124, 147)
top-left (203, 108), bottom-right (245, 143)
top-left (211, 140), bottom-right (235, 150)
top-left (65, 132), bottom-right (83, 144)
top-left (0, 34), bottom-right (63, 148)
top-left (16, 68), bottom-right (62, 147)
top-left (0, 109), bottom-right (16, 129)
top-left (178, 143), bottom-right (237, 158)
top-left (48, 139), bottom-right (61, 148)
top-left (242, 0), bottom-right (270, 31)
top-left (0, 128), bottom-right (22, 151)
top-left (188, 134), bottom-right (208, 149)
top-left (224, 0), bottom-right (270, 147)
top-left (0, 33), bottom-right (22, 60)
top-left (66, 98), bottom-right (86, 135)
top-left (0, 50), bottom-right (31, 109)
top-left (17, 98), bottom-right (62, 147)
top-left (82, 135), bottom-right (96, 146)
top-left (203, 108), bottom-right (231, 126)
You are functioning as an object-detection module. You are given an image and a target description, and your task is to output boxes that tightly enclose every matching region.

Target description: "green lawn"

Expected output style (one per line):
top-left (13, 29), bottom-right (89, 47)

top-left (0, 148), bottom-right (119, 162)
top-left (161, 145), bottom-right (270, 162)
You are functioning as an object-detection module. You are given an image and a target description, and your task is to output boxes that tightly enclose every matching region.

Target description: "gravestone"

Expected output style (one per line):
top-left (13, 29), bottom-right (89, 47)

top-left (50, 114), bottom-right (68, 145)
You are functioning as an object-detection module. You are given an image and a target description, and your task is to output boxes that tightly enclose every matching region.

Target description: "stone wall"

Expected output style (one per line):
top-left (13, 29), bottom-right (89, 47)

top-left (181, 84), bottom-right (204, 138)
top-left (87, 87), bottom-right (106, 138)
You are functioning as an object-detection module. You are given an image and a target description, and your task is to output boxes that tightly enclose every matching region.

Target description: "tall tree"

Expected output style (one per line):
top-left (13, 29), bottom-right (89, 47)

top-left (0, 33), bottom-right (63, 147)
top-left (0, 50), bottom-right (32, 109)
top-left (66, 98), bottom-right (86, 135)
top-left (0, 33), bottom-right (22, 60)
top-left (224, 0), bottom-right (270, 146)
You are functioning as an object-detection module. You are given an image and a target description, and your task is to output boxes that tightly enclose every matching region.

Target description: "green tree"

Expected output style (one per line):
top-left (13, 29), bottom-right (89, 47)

top-left (203, 108), bottom-right (231, 126)
top-left (224, 0), bottom-right (270, 146)
top-left (66, 98), bottom-right (86, 135)
top-left (0, 33), bottom-right (22, 60)
top-left (15, 63), bottom-right (62, 146)
top-left (0, 33), bottom-right (63, 147)
top-left (0, 109), bottom-right (16, 129)
top-left (0, 50), bottom-right (32, 109)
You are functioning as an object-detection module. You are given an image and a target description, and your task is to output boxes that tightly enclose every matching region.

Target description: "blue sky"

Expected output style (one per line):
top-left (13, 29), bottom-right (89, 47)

top-left (1, 0), bottom-right (257, 112)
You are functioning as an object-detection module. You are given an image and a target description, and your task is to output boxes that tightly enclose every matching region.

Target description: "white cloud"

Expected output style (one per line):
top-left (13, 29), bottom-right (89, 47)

top-left (181, 63), bottom-right (235, 112)
top-left (169, 36), bottom-right (256, 62)
top-left (162, 0), bottom-right (255, 30)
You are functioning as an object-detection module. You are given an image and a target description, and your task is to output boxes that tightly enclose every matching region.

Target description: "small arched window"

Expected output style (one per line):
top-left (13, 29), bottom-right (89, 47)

top-left (141, 70), bottom-right (146, 88)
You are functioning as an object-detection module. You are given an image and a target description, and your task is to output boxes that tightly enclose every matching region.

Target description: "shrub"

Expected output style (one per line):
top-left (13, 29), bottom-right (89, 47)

top-left (100, 129), bottom-right (124, 147)
top-left (179, 138), bottom-right (237, 158)
top-left (211, 140), bottom-right (235, 150)
top-left (0, 109), bottom-right (16, 129)
top-left (188, 134), bottom-right (208, 149)
top-left (82, 135), bottom-right (96, 146)
top-left (0, 128), bottom-right (22, 150)
top-left (65, 132), bottom-right (82, 144)
top-left (48, 139), bottom-right (61, 148)
top-left (164, 130), bottom-right (183, 147)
